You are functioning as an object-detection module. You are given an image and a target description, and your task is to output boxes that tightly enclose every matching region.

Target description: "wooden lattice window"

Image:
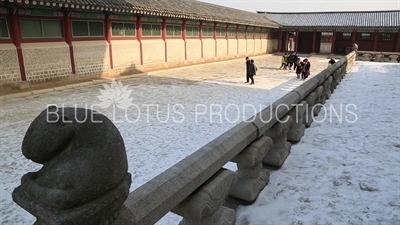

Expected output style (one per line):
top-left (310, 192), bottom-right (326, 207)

top-left (268, 31), bottom-right (279, 39)
top-left (111, 22), bottom-right (136, 37)
top-left (246, 28), bottom-right (254, 38)
top-left (202, 27), bottom-right (213, 37)
top-left (228, 28), bottom-right (236, 37)
top-left (216, 28), bottom-right (226, 37)
top-left (238, 29), bottom-right (245, 38)
top-left (166, 25), bottom-right (182, 36)
top-left (186, 26), bottom-right (199, 37)
top-left (72, 21), bottom-right (104, 37)
top-left (141, 23), bottom-right (161, 36)
top-left (361, 33), bottom-right (370, 40)
top-left (381, 33), bottom-right (391, 41)
top-left (342, 32), bottom-right (351, 40)
top-left (20, 19), bottom-right (62, 38)
top-left (0, 17), bottom-right (9, 39)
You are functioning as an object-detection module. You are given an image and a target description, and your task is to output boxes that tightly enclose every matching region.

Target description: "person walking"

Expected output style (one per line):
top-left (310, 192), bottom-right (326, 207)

top-left (303, 58), bottom-right (311, 79)
top-left (245, 57), bottom-right (251, 83)
top-left (279, 54), bottom-right (287, 70)
top-left (288, 53), bottom-right (294, 70)
top-left (295, 58), bottom-right (302, 79)
top-left (293, 53), bottom-right (299, 70)
top-left (249, 59), bottom-right (257, 85)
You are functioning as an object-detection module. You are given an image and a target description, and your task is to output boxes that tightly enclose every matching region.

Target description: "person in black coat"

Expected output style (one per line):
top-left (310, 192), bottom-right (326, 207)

top-left (293, 53), bottom-right (299, 70)
top-left (245, 57), bottom-right (251, 83)
top-left (248, 59), bottom-right (257, 85)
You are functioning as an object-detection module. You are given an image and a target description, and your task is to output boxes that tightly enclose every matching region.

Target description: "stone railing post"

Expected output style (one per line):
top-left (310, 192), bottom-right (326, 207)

top-left (303, 92), bottom-right (316, 127)
top-left (12, 107), bottom-right (132, 225)
top-left (172, 169), bottom-right (237, 225)
top-left (337, 67), bottom-right (343, 82)
top-left (320, 76), bottom-right (332, 104)
top-left (262, 115), bottom-right (292, 167)
top-left (330, 69), bottom-right (339, 93)
top-left (287, 101), bottom-right (306, 142)
top-left (313, 86), bottom-right (324, 116)
top-left (229, 136), bottom-right (273, 202)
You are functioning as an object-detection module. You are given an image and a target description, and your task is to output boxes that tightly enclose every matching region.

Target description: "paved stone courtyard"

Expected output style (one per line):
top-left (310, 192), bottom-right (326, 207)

top-left (0, 54), bottom-right (335, 224)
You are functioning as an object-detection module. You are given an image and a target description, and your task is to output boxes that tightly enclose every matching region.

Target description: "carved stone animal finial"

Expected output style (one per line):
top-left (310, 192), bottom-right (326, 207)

top-left (12, 106), bottom-right (131, 225)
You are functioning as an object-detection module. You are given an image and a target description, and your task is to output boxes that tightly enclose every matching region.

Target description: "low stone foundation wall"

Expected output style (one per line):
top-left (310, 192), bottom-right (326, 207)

top-left (22, 42), bottom-right (72, 83)
top-left (0, 44), bottom-right (21, 87)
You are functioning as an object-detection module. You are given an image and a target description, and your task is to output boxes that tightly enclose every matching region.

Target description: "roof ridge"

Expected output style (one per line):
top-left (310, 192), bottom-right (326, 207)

top-left (257, 10), bottom-right (400, 14)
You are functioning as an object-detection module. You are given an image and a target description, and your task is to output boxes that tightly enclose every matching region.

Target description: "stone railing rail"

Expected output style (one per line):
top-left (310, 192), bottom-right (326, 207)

top-left (12, 52), bottom-right (357, 225)
top-left (356, 50), bottom-right (400, 62)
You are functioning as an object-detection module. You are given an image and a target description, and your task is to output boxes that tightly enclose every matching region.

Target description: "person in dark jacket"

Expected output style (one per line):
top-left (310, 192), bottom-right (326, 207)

top-left (295, 58), bottom-right (302, 79)
top-left (304, 58), bottom-right (311, 79)
top-left (248, 59), bottom-right (257, 85)
top-left (293, 53), bottom-right (299, 70)
top-left (245, 57), bottom-right (251, 83)
top-left (301, 58), bottom-right (311, 80)
top-left (288, 53), bottom-right (294, 70)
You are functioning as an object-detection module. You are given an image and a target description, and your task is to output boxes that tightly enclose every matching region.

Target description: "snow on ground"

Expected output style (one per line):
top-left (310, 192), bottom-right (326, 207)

top-left (235, 62), bottom-right (400, 225)
top-left (0, 55), bottom-right (331, 224)
top-left (0, 56), bottom-right (399, 225)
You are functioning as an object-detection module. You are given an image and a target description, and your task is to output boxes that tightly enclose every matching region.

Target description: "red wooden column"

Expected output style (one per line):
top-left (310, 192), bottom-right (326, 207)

top-left (105, 15), bottom-right (113, 69)
top-left (162, 18), bottom-right (167, 62)
top-left (225, 24), bottom-right (228, 40)
top-left (182, 20), bottom-right (187, 60)
top-left (397, 29), bottom-right (400, 52)
top-left (213, 22), bottom-right (216, 57)
top-left (277, 29), bottom-right (282, 52)
top-left (294, 29), bottom-right (299, 52)
top-left (137, 18), bottom-right (143, 65)
top-left (331, 30), bottom-right (337, 54)
top-left (311, 29), bottom-right (316, 53)
top-left (199, 21), bottom-right (203, 58)
top-left (64, 12), bottom-right (76, 74)
top-left (373, 30), bottom-right (379, 51)
top-left (9, 11), bottom-right (26, 81)
top-left (351, 29), bottom-right (356, 45)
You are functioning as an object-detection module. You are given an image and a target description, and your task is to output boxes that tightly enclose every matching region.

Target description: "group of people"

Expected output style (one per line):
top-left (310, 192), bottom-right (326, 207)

top-left (280, 52), bottom-right (312, 80)
top-left (245, 57), bottom-right (258, 85)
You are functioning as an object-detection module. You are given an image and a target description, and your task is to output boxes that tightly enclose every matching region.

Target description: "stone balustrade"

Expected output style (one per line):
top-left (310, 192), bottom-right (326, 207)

top-left (12, 51), bottom-right (357, 225)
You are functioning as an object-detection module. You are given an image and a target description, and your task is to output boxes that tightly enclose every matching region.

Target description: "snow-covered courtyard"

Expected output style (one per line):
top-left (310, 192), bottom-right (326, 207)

top-left (235, 62), bottom-right (400, 225)
top-left (0, 56), bottom-right (399, 225)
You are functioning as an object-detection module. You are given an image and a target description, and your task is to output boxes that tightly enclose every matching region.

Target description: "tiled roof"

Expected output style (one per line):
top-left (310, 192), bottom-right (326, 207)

top-left (1, 0), bottom-right (279, 28)
top-left (126, 0), bottom-right (279, 27)
top-left (259, 11), bottom-right (400, 28)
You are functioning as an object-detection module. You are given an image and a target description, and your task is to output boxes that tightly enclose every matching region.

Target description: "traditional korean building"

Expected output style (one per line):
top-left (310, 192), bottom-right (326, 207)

top-left (0, 0), bottom-right (399, 88)
top-left (0, 0), bottom-right (280, 87)
top-left (259, 11), bottom-right (400, 54)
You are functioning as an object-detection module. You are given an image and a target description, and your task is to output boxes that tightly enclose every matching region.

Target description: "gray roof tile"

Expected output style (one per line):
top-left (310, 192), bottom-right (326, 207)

top-left (259, 11), bottom-right (400, 28)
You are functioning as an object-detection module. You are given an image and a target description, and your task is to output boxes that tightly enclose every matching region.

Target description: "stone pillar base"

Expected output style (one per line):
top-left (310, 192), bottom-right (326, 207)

top-left (172, 169), bottom-right (236, 225)
top-left (179, 207), bottom-right (235, 225)
top-left (229, 169), bottom-right (270, 202)
top-left (287, 125), bottom-right (306, 142)
top-left (263, 142), bottom-right (291, 167)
